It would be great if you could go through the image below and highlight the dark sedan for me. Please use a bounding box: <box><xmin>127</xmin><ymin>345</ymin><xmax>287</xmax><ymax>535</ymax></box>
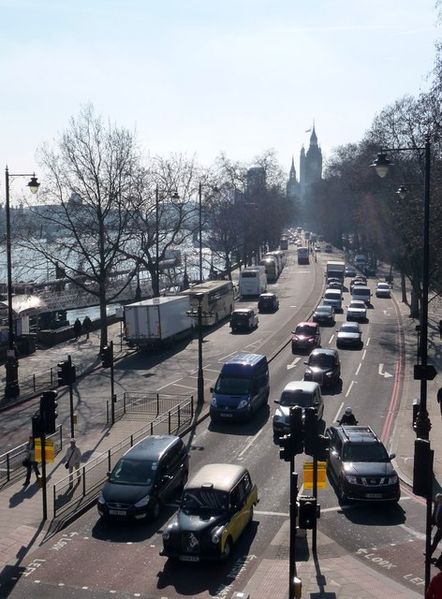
<box><xmin>304</xmin><ymin>348</ymin><xmax>341</xmax><ymax>388</ymax></box>
<box><xmin>312</xmin><ymin>304</ymin><xmax>335</xmax><ymax>326</ymax></box>
<box><xmin>258</xmin><ymin>292</ymin><xmax>279</xmax><ymax>312</ymax></box>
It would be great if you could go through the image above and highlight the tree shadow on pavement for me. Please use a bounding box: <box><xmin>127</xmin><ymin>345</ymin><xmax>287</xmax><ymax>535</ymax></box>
<box><xmin>208</xmin><ymin>405</ymin><xmax>270</xmax><ymax>436</ymax></box>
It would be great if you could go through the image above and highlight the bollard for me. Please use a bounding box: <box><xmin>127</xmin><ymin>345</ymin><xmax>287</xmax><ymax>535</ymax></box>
<box><xmin>412</xmin><ymin>398</ymin><xmax>420</xmax><ymax>430</ymax></box>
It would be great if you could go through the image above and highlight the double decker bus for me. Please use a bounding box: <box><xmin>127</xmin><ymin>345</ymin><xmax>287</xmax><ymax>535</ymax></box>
<box><xmin>180</xmin><ymin>280</ymin><xmax>234</xmax><ymax>326</ymax></box>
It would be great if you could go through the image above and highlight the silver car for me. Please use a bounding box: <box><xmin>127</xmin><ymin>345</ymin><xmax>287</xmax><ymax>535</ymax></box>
<box><xmin>346</xmin><ymin>300</ymin><xmax>367</xmax><ymax>321</ymax></box>
<box><xmin>336</xmin><ymin>322</ymin><xmax>363</xmax><ymax>349</ymax></box>
<box><xmin>272</xmin><ymin>381</ymin><xmax>323</xmax><ymax>437</ymax></box>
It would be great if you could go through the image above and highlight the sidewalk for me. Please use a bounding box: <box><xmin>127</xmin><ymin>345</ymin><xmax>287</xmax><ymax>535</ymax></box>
<box><xmin>0</xmin><ymin>269</ymin><xmax>439</xmax><ymax>598</ymax></box>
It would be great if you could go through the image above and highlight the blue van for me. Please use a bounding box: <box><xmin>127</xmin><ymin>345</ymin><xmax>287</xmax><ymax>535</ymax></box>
<box><xmin>210</xmin><ymin>353</ymin><xmax>269</xmax><ymax>422</ymax></box>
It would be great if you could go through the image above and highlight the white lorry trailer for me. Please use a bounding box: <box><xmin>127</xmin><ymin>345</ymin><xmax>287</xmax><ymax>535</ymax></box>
<box><xmin>326</xmin><ymin>260</ymin><xmax>345</xmax><ymax>284</ymax></box>
<box><xmin>124</xmin><ymin>296</ymin><xmax>192</xmax><ymax>349</ymax></box>
<box><xmin>239</xmin><ymin>266</ymin><xmax>267</xmax><ymax>297</ymax></box>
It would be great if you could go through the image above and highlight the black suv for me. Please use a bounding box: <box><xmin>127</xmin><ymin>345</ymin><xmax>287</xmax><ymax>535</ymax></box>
<box><xmin>326</xmin><ymin>426</ymin><xmax>400</xmax><ymax>503</ymax></box>
<box><xmin>304</xmin><ymin>348</ymin><xmax>341</xmax><ymax>388</ymax></box>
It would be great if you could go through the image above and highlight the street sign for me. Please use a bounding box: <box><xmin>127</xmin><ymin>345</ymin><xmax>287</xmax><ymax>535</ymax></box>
<box><xmin>34</xmin><ymin>439</ymin><xmax>55</xmax><ymax>463</ymax></box>
<box><xmin>303</xmin><ymin>461</ymin><xmax>327</xmax><ymax>489</ymax></box>
<box><xmin>414</xmin><ymin>364</ymin><xmax>437</xmax><ymax>381</ymax></box>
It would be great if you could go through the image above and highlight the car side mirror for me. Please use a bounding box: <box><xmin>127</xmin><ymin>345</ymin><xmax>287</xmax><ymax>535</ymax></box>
<box><xmin>274</xmin><ymin>399</ymin><xmax>280</xmax><ymax>404</ymax></box>
<box><xmin>210</xmin><ymin>387</ymin><xmax>214</xmax><ymax>393</ymax></box>
<box><xmin>106</xmin><ymin>471</ymin><xmax>111</xmax><ymax>479</ymax></box>
<box><xmin>304</xmin><ymin>361</ymin><xmax>308</xmax><ymax>365</ymax></box>
<box><xmin>389</xmin><ymin>453</ymin><xmax>396</xmax><ymax>460</ymax></box>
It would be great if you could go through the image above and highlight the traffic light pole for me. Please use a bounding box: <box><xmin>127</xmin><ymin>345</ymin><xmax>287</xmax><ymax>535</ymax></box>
<box><xmin>68</xmin><ymin>355</ymin><xmax>75</xmax><ymax>438</ymax></box>
<box><xmin>40</xmin><ymin>431</ymin><xmax>47</xmax><ymax>520</ymax></box>
<box><xmin>312</xmin><ymin>456</ymin><xmax>318</xmax><ymax>555</ymax></box>
<box><xmin>289</xmin><ymin>456</ymin><xmax>298</xmax><ymax>599</ymax></box>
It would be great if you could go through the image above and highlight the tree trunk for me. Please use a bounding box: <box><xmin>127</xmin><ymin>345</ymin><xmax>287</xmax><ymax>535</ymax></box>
<box><xmin>410</xmin><ymin>280</ymin><xmax>420</xmax><ymax>318</ymax></box>
<box><xmin>400</xmin><ymin>271</ymin><xmax>407</xmax><ymax>304</ymax></box>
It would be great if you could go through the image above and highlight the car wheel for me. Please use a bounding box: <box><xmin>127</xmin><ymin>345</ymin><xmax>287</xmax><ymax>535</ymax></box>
<box><xmin>222</xmin><ymin>538</ymin><xmax>233</xmax><ymax>561</ymax></box>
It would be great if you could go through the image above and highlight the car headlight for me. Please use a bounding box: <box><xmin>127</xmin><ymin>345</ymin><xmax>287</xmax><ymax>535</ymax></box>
<box><xmin>345</xmin><ymin>475</ymin><xmax>357</xmax><ymax>484</ymax></box>
<box><xmin>98</xmin><ymin>491</ymin><xmax>105</xmax><ymax>505</ymax></box>
<box><xmin>211</xmin><ymin>397</ymin><xmax>217</xmax><ymax>407</ymax></box>
<box><xmin>211</xmin><ymin>526</ymin><xmax>225</xmax><ymax>544</ymax></box>
<box><xmin>237</xmin><ymin>399</ymin><xmax>250</xmax><ymax>410</ymax></box>
<box><xmin>387</xmin><ymin>475</ymin><xmax>398</xmax><ymax>485</ymax></box>
<box><xmin>134</xmin><ymin>495</ymin><xmax>150</xmax><ymax>508</ymax></box>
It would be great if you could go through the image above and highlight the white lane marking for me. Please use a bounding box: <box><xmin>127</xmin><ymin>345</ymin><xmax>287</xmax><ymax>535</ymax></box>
<box><xmin>355</xmin><ymin>363</ymin><xmax>362</xmax><ymax>376</ymax></box>
<box><xmin>218</xmin><ymin>351</ymin><xmax>237</xmax><ymax>362</ymax></box>
<box><xmin>168</xmin><ymin>383</ymin><xmax>196</xmax><ymax>390</ymax></box>
<box><xmin>366</xmin><ymin>337</ymin><xmax>371</xmax><ymax>346</ymax></box>
<box><xmin>287</xmin><ymin>357</ymin><xmax>301</xmax><ymax>370</ymax></box>
<box><xmin>255</xmin><ymin>510</ymin><xmax>289</xmax><ymax>517</ymax></box>
<box><xmin>203</xmin><ymin>367</ymin><xmax>221</xmax><ymax>373</ymax></box>
<box><xmin>238</xmin><ymin>427</ymin><xmax>265</xmax><ymax>459</ymax></box>
<box><xmin>399</xmin><ymin>523</ymin><xmax>425</xmax><ymax>540</ymax></box>
<box><xmin>189</xmin><ymin>375</ymin><xmax>216</xmax><ymax>382</ymax></box>
<box><xmin>157</xmin><ymin>377</ymin><xmax>184</xmax><ymax>391</ymax></box>
<box><xmin>333</xmin><ymin>401</ymin><xmax>344</xmax><ymax>423</ymax></box>
<box><xmin>245</xmin><ymin>339</ymin><xmax>263</xmax><ymax>349</ymax></box>
<box><xmin>378</xmin><ymin>363</ymin><xmax>393</xmax><ymax>378</ymax></box>
<box><xmin>290</xmin><ymin>305</ymin><xmax>297</xmax><ymax>308</ymax></box>
<box><xmin>345</xmin><ymin>380</ymin><xmax>355</xmax><ymax>397</ymax></box>
<box><xmin>362</xmin><ymin>349</ymin><xmax>367</xmax><ymax>360</ymax></box>
<box><xmin>328</xmin><ymin>334</ymin><xmax>334</xmax><ymax>344</ymax></box>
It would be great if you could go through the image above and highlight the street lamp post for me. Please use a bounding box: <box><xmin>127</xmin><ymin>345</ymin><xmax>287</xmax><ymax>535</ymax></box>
<box><xmin>198</xmin><ymin>182</ymin><xmax>203</xmax><ymax>283</ymax></box>
<box><xmin>4</xmin><ymin>168</ymin><xmax>40</xmax><ymax>400</ymax></box>
<box><xmin>195</xmin><ymin>292</ymin><xmax>204</xmax><ymax>405</ymax></box>
<box><xmin>371</xmin><ymin>138</ymin><xmax>434</xmax><ymax>590</ymax></box>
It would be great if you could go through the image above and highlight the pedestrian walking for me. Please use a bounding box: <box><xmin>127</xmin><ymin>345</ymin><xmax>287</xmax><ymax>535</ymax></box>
<box><xmin>82</xmin><ymin>315</ymin><xmax>92</xmax><ymax>340</ymax></box>
<box><xmin>64</xmin><ymin>438</ymin><xmax>82</xmax><ymax>488</ymax></box>
<box><xmin>439</xmin><ymin>319</ymin><xmax>442</xmax><ymax>340</ymax></box>
<box><xmin>437</xmin><ymin>388</ymin><xmax>442</xmax><ymax>418</ymax></box>
<box><xmin>22</xmin><ymin>436</ymin><xmax>40</xmax><ymax>486</ymax></box>
<box><xmin>73</xmin><ymin>318</ymin><xmax>82</xmax><ymax>341</ymax></box>
<box><xmin>429</xmin><ymin>493</ymin><xmax>442</xmax><ymax>558</ymax></box>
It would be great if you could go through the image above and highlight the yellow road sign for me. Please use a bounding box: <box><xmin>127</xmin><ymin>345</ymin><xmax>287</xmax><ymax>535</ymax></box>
<box><xmin>303</xmin><ymin>461</ymin><xmax>327</xmax><ymax>489</ymax></box>
<box><xmin>34</xmin><ymin>439</ymin><xmax>55</xmax><ymax>463</ymax></box>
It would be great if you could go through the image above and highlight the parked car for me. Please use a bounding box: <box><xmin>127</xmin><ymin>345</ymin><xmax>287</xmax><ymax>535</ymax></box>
<box><xmin>344</xmin><ymin>265</ymin><xmax>357</xmax><ymax>278</ymax></box>
<box><xmin>312</xmin><ymin>304</ymin><xmax>335</xmax><ymax>326</ymax></box>
<box><xmin>161</xmin><ymin>463</ymin><xmax>258</xmax><ymax>561</ymax></box>
<box><xmin>97</xmin><ymin>435</ymin><xmax>189</xmax><ymax>520</ymax></box>
<box><xmin>326</xmin><ymin>425</ymin><xmax>400</xmax><ymax>503</ymax></box>
<box><xmin>258</xmin><ymin>292</ymin><xmax>279</xmax><ymax>312</ymax></box>
<box><xmin>230</xmin><ymin>308</ymin><xmax>258</xmax><ymax>332</ymax></box>
<box><xmin>346</xmin><ymin>300</ymin><xmax>367</xmax><ymax>322</ymax></box>
<box><xmin>273</xmin><ymin>381</ymin><xmax>323</xmax><ymax>437</ymax></box>
<box><xmin>336</xmin><ymin>322</ymin><xmax>363</xmax><ymax>349</ymax></box>
<box><xmin>376</xmin><ymin>282</ymin><xmax>391</xmax><ymax>298</ymax></box>
<box><xmin>325</xmin><ymin>244</ymin><xmax>333</xmax><ymax>253</ymax></box>
<box><xmin>291</xmin><ymin>322</ymin><xmax>321</xmax><ymax>353</ymax></box>
<box><xmin>303</xmin><ymin>348</ymin><xmax>341</xmax><ymax>388</ymax></box>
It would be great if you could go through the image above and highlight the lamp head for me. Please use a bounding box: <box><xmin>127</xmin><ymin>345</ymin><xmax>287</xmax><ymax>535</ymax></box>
<box><xmin>28</xmin><ymin>174</ymin><xmax>40</xmax><ymax>194</ymax></box>
<box><xmin>370</xmin><ymin>152</ymin><xmax>392</xmax><ymax>178</ymax></box>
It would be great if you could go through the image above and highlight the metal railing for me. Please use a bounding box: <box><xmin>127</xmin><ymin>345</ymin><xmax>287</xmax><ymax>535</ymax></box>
<box><xmin>0</xmin><ymin>426</ymin><xmax>63</xmax><ymax>488</ymax></box>
<box><xmin>53</xmin><ymin>396</ymin><xmax>193</xmax><ymax>519</ymax></box>
<box><xmin>106</xmin><ymin>392</ymin><xmax>194</xmax><ymax>423</ymax></box>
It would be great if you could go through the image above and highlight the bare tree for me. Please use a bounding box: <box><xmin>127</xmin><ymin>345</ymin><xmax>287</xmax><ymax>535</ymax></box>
<box><xmin>20</xmin><ymin>105</ymin><xmax>140</xmax><ymax>348</ymax></box>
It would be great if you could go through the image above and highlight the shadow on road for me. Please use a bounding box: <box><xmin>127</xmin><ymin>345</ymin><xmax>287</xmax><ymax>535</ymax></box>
<box><xmin>208</xmin><ymin>405</ymin><xmax>270</xmax><ymax>436</ymax></box>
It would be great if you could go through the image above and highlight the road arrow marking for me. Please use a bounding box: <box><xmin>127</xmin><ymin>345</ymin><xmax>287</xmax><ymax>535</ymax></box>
<box><xmin>379</xmin><ymin>363</ymin><xmax>393</xmax><ymax>378</ymax></box>
<box><xmin>287</xmin><ymin>357</ymin><xmax>301</xmax><ymax>370</ymax></box>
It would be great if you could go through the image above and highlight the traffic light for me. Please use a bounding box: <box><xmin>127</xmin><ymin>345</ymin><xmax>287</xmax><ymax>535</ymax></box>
<box><xmin>316</xmin><ymin>434</ymin><xmax>330</xmax><ymax>462</ymax></box>
<box><xmin>57</xmin><ymin>360</ymin><xmax>70</xmax><ymax>386</ymax></box>
<box><xmin>303</xmin><ymin>407</ymin><xmax>318</xmax><ymax>456</ymax></box>
<box><xmin>413</xmin><ymin>438</ymin><xmax>433</xmax><ymax>498</ymax></box>
<box><xmin>289</xmin><ymin>406</ymin><xmax>304</xmax><ymax>455</ymax></box>
<box><xmin>279</xmin><ymin>435</ymin><xmax>294</xmax><ymax>461</ymax></box>
<box><xmin>40</xmin><ymin>390</ymin><xmax>58</xmax><ymax>435</ymax></box>
<box><xmin>32</xmin><ymin>410</ymin><xmax>44</xmax><ymax>438</ymax></box>
<box><xmin>298</xmin><ymin>495</ymin><xmax>317</xmax><ymax>530</ymax></box>
<box><xmin>101</xmin><ymin>345</ymin><xmax>113</xmax><ymax>368</ymax></box>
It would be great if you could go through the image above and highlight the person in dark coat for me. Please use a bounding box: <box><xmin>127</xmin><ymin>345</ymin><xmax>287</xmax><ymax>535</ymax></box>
<box><xmin>430</xmin><ymin>493</ymin><xmax>442</xmax><ymax>558</ymax></box>
<box><xmin>73</xmin><ymin>318</ymin><xmax>82</xmax><ymax>340</ymax></box>
<box><xmin>23</xmin><ymin>436</ymin><xmax>40</xmax><ymax>486</ymax></box>
<box><xmin>439</xmin><ymin>319</ymin><xmax>442</xmax><ymax>340</ymax></box>
<box><xmin>437</xmin><ymin>387</ymin><xmax>442</xmax><ymax>418</ymax></box>
<box><xmin>82</xmin><ymin>315</ymin><xmax>92</xmax><ymax>340</ymax></box>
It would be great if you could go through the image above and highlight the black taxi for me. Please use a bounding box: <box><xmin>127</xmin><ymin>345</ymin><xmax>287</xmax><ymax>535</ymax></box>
<box><xmin>161</xmin><ymin>463</ymin><xmax>258</xmax><ymax>561</ymax></box>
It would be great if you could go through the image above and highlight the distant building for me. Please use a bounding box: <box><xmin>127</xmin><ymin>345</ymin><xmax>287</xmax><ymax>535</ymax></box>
<box><xmin>286</xmin><ymin>156</ymin><xmax>301</xmax><ymax>202</ymax></box>
<box><xmin>287</xmin><ymin>124</ymin><xmax>323</xmax><ymax>205</ymax></box>
<box><xmin>246</xmin><ymin>167</ymin><xmax>266</xmax><ymax>196</ymax></box>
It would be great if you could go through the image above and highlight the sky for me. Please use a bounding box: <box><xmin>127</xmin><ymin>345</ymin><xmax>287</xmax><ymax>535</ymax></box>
<box><xmin>0</xmin><ymin>0</ymin><xmax>439</xmax><ymax>201</ymax></box>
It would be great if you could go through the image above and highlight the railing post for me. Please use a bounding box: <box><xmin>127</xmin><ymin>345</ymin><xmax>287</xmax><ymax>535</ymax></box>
<box><xmin>130</xmin><ymin>434</ymin><xmax>133</xmax><ymax>447</ymax></box>
<box><xmin>60</xmin><ymin>425</ymin><xmax>63</xmax><ymax>450</ymax></box>
<box><xmin>53</xmin><ymin>484</ymin><xmax>56</xmax><ymax>518</ymax></box>
<box><xmin>82</xmin><ymin>466</ymin><xmax>86</xmax><ymax>497</ymax></box>
<box><xmin>178</xmin><ymin>405</ymin><xmax>181</xmax><ymax>430</ymax></box>
<box><xmin>50</xmin><ymin>367</ymin><xmax>53</xmax><ymax>388</ymax></box>
<box><xmin>150</xmin><ymin>421</ymin><xmax>153</xmax><ymax>435</ymax></box>
<box><xmin>124</xmin><ymin>392</ymin><xmax>127</xmax><ymax>414</ymax></box>
<box><xmin>191</xmin><ymin>395</ymin><xmax>194</xmax><ymax>419</ymax></box>
<box><xmin>6</xmin><ymin>453</ymin><xmax>10</xmax><ymax>482</ymax></box>
<box><xmin>106</xmin><ymin>401</ymin><xmax>109</xmax><ymax>424</ymax></box>
<box><xmin>33</xmin><ymin>374</ymin><xmax>36</xmax><ymax>391</ymax></box>
<box><xmin>157</xmin><ymin>393</ymin><xmax>160</xmax><ymax>417</ymax></box>
<box><xmin>168</xmin><ymin>410</ymin><xmax>171</xmax><ymax>433</ymax></box>
<box><xmin>108</xmin><ymin>449</ymin><xmax>111</xmax><ymax>473</ymax></box>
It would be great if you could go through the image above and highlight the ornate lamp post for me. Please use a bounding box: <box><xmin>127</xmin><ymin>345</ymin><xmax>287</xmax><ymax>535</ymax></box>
<box><xmin>195</xmin><ymin>292</ymin><xmax>204</xmax><ymax>405</ymax></box>
<box><xmin>4</xmin><ymin>168</ymin><xmax>40</xmax><ymax>400</ymax></box>
<box><xmin>371</xmin><ymin>137</ymin><xmax>435</xmax><ymax>590</ymax></box>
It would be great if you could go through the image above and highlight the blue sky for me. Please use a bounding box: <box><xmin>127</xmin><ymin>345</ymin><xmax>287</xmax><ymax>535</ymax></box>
<box><xmin>0</xmin><ymin>0</ymin><xmax>439</xmax><ymax>199</ymax></box>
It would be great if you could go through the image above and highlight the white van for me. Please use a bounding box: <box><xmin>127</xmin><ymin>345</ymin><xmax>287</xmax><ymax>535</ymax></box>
<box><xmin>323</xmin><ymin>288</ymin><xmax>343</xmax><ymax>313</ymax></box>
<box><xmin>351</xmin><ymin>285</ymin><xmax>371</xmax><ymax>305</ymax></box>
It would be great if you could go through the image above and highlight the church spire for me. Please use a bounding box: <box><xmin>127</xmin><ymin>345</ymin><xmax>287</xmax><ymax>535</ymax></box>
<box><xmin>289</xmin><ymin>155</ymin><xmax>296</xmax><ymax>179</ymax></box>
<box><xmin>310</xmin><ymin>121</ymin><xmax>318</xmax><ymax>146</ymax></box>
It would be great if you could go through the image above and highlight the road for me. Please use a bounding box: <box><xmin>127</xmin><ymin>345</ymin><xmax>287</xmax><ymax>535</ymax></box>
<box><xmin>0</xmin><ymin>248</ymin><xmax>428</xmax><ymax>598</ymax></box>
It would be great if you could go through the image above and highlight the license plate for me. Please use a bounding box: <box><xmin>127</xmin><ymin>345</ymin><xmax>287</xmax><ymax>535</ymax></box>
<box><xmin>365</xmin><ymin>493</ymin><xmax>382</xmax><ymax>499</ymax></box>
<box><xmin>221</xmin><ymin>413</ymin><xmax>233</xmax><ymax>418</ymax></box>
<box><xmin>179</xmin><ymin>555</ymin><xmax>200</xmax><ymax>562</ymax></box>
<box><xmin>109</xmin><ymin>509</ymin><xmax>127</xmax><ymax>516</ymax></box>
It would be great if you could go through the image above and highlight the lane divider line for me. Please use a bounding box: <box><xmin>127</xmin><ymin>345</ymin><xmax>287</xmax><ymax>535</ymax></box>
<box><xmin>362</xmin><ymin>349</ymin><xmax>367</xmax><ymax>360</ymax></box>
<box><xmin>333</xmin><ymin>401</ymin><xmax>344</xmax><ymax>423</ymax></box>
<box><xmin>355</xmin><ymin>363</ymin><xmax>362</xmax><ymax>376</ymax></box>
<box><xmin>345</xmin><ymin>381</ymin><xmax>355</xmax><ymax>398</ymax></box>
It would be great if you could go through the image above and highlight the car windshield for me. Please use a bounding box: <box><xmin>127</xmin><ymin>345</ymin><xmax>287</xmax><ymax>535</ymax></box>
<box><xmin>378</xmin><ymin>284</ymin><xmax>389</xmax><ymax>289</ymax></box>
<box><xmin>308</xmin><ymin>353</ymin><xmax>335</xmax><ymax>367</ymax></box>
<box><xmin>343</xmin><ymin>443</ymin><xmax>389</xmax><ymax>462</ymax></box>
<box><xmin>280</xmin><ymin>391</ymin><xmax>314</xmax><ymax>407</ymax></box>
<box><xmin>215</xmin><ymin>376</ymin><xmax>250</xmax><ymax>395</ymax></box>
<box><xmin>316</xmin><ymin>306</ymin><xmax>330</xmax><ymax>314</ymax></box>
<box><xmin>181</xmin><ymin>489</ymin><xmax>229</xmax><ymax>515</ymax></box>
<box><xmin>349</xmin><ymin>301</ymin><xmax>365</xmax><ymax>309</ymax></box>
<box><xmin>295</xmin><ymin>325</ymin><xmax>316</xmax><ymax>336</ymax></box>
<box><xmin>109</xmin><ymin>458</ymin><xmax>157</xmax><ymax>486</ymax></box>
<box><xmin>340</xmin><ymin>324</ymin><xmax>358</xmax><ymax>333</ymax></box>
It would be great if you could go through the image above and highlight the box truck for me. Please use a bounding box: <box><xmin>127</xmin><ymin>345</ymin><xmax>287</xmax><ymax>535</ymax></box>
<box><xmin>124</xmin><ymin>296</ymin><xmax>192</xmax><ymax>349</ymax></box>
<box><xmin>326</xmin><ymin>261</ymin><xmax>345</xmax><ymax>283</ymax></box>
